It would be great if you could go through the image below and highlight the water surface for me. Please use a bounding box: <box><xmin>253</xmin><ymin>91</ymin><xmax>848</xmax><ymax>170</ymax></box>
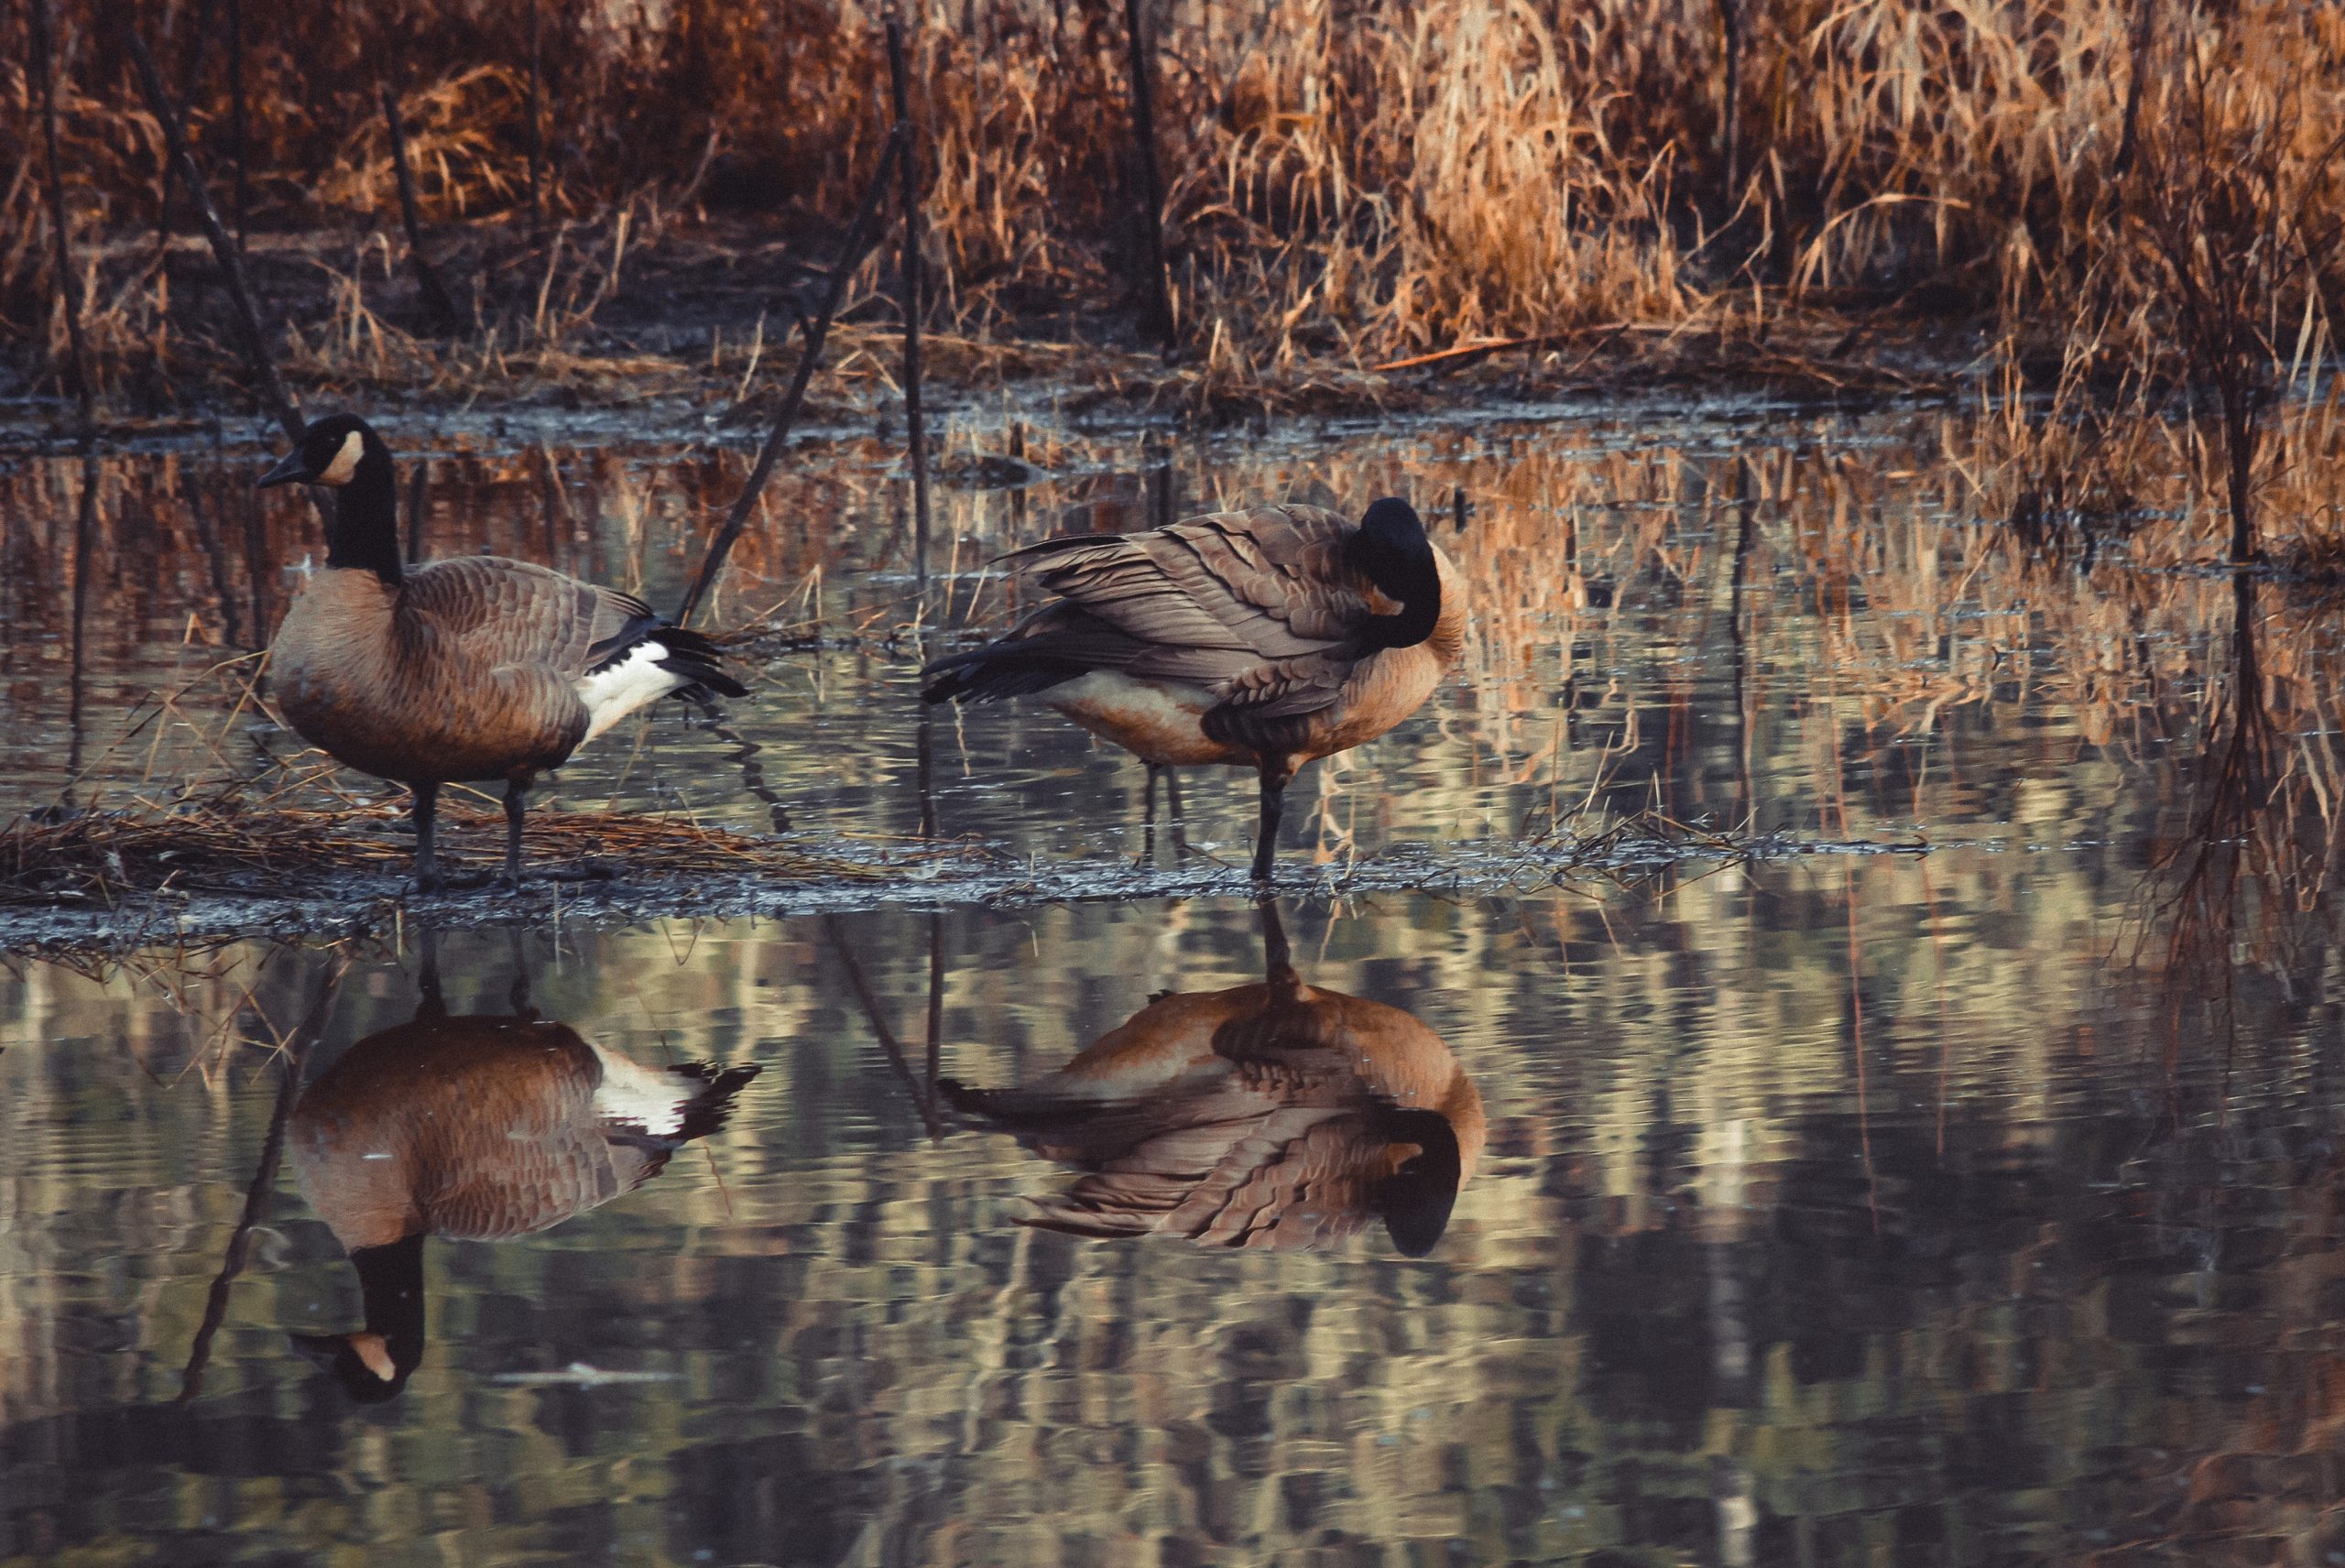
<box><xmin>5</xmin><ymin>402</ymin><xmax>2340</xmax><ymax>1565</ymax></box>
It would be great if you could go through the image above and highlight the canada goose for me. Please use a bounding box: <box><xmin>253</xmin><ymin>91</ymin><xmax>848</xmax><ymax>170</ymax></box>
<box><xmin>921</xmin><ymin>499</ymin><xmax>1466</xmax><ymax>879</ymax></box>
<box><xmin>287</xmin><ymin>986</ymin><xmax>757</xmax><ymax>1402</ymax></box>
<box><xmin>943</xmin><ymin>901</ymin><xmax>1481</xmax><ymax>1255</ymax></box>
<box><xmin>256</xmin><ymin>412</ymin><xmax>749</xmax><ymax>890</ymax></box>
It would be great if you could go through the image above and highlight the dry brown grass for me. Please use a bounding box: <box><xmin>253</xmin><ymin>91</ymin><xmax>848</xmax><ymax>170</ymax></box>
<box><xmin>5</xmin><ymin>0</ymin><xmax>2341</xmax><ymax>427</ymax></box>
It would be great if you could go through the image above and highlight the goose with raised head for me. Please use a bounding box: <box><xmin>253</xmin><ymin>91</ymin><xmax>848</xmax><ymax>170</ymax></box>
<box><xmin>921</xmin><ymin>498</ymin><xmax>1466</xmax><ymax>879</ymax></box>
<box><xmin>288</xmin><ymin>984</ymin><xmax>758</xmax><ymax>1403</ymax></box>
<box><xmin>942</xmin><ymin>900</ymin><xmax>1482</xmax><ymax>1255</ymax></box>
<box><xmin>256</xmin><ymin>413</ymin><xmax>748</xmax><ymax>890</ymax></box>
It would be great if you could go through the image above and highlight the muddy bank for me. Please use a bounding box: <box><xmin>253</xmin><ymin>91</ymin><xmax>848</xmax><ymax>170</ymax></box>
<box><xmin>0</xmin><ymin>825</ymin><xmax>1926</xmax><ymax>955</ymax></box>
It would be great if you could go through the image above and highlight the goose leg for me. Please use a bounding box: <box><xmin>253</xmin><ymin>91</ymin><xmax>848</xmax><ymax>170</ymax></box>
<box><xmin>1251</xmin><ymin>759</ymin><xmax>1293</xmax><ymax>882</ymax></box>
<box><xmin>415</xmin><ymin>926</ymin><xmax>446</xmax><ymax>1018</ymax></box>
<box><xmin>506</xmin><ymin>927</ymin><xmax>532</xmax><ymax>1016</ymax></box>
<box><xmin>500</xmin><ymin>777</ymin><xmax>531</xmax><ymax>889</ymax></box>
<box><xmin>1140</xmin><ymin>764</ymin><xmax>1162</xmax><ymax>865</ymax></box>
<box><xmin>1164</xmin><ymin>767</ymin><xmax>1194</xmax><ymax>858</ymax></box>
<box><xmin>410</xmin><ymin>782</ymin><xmax>443</xmax><ymax>894</ymax></box>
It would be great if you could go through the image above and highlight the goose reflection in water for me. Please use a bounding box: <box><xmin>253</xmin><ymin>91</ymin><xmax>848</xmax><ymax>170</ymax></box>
<box><xmin>286</xmin><ymin>946</ymin><xmax>758</xmax><ymax>1402</ymax></box>
<box><xmin>943</xmin><ymin>900</ymin><xmax>1482</xmax><ymax>1256</ymax></box>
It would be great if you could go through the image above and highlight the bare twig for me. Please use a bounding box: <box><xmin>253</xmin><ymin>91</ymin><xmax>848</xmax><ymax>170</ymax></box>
<box><xmin>127</xmin><ymin>30</ymin><xmax>301</xmax><ymax>443</ymax></box>
<box><xmin>527</xmin><ymin>0</ymin><xmax>546</xmax><ymax>235</ymax></box>
<box><xmin>226</xmin><ymin>0</ymin><xmax>250</xmax><ymax>248</ymax></box>
<box><xmin>176</xmin><ymin>961</ymin><xmax>348</xmax><ymax>1403</ymax></box>
<box><xmin>675</xmin><ymin>123</ymin><xmax>904</xmax><ymax>626</ymax></box>
<box><xmin>378</xmin><ymin>83</ymin><xmax>464</xmax><ymax>332</ymax></box>
<box><xmin>1120</xmin><ymin>0</ymin><xmax>1176</xmax><ymax>350</ymax></box>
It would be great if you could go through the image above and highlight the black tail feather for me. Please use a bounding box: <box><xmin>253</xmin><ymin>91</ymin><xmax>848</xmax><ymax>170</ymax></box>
<box><xmin>589</xmin><ymin>615</ymin><xmax>748</xmax><ymax>701</ymax></box>
<box><xmin>656</xmin><ymin>624</ymin><xmax>749</xmax><ymax>700</ymax></box>
<box><xmin>920</xmin><ymin>646</ymin><xmax>1088</xmax><ymax>704</ymax></box>
<box><xmin>671</xmin><ymin>1061</ymin><xmax>760</xmax><ymax>1143</ymax></box>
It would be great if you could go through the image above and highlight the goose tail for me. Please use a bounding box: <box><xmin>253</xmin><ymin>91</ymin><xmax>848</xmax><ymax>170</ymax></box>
<box><xmin>593</xmin><ymin>1051</ymin><xmax>761</xmax><ymax>1145</ymax></box>
<box><xmin>651</xmin><ymin>624</ymin><xmax>749</xmax><ymax>701</ymax></box>
<box><xmin>920</xmin><ymin>644</ymin><xmax>1088</xmax><ymax>704</ymax></box>
<box><xmin>664</xmin><ymin>1061</ymin><xmax>762</xmax><ymax>1143</ymax></box>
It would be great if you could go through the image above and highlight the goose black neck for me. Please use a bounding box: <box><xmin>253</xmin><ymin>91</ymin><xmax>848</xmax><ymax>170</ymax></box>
<box><xmin>1374</xmin><ymin>1107</ymin><xmax>1464</xmax><ymax>1257</ymax></box>
<box><xmin>326</xmin><ymin>445</ymin><xmax>403</xmax><ymax>587</ymax></box>
<box><xmin>1348</xmin><ymin>504</ymin><xmax>1442</xmax><ymax>651</ymax></box>
<box><xmin>352</xmin><ymin>1232</ymin><xmax>427</xmax><ymax>1349</ymax></box>
<box><xmin>1355</xmin><ymin>548</ymin><xmax>1441</xmax><ymax>650</ymax></box>
<box><xmin>1360</xmin><ymin>581</ymin><xmax>1442</xmax><ymax>650</ymax></box>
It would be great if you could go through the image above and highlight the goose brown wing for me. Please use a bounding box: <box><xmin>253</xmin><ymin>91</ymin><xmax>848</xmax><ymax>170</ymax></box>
<box><xmin>400</xmin><ymin>557</ymin><xmax>651</xmax><ymax>678</ymax></box>
<box><xmin>1009</xmin><ymin>506</ymin><xmax>1380</xmax><ymax>710</ymax></box>
<box><xmin>1022</xmin><ymin>1106</ymin><xmax>1380</xmax><ymax>1248</ymax></box>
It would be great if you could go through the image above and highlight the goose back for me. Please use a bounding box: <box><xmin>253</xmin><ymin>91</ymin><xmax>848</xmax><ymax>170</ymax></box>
<box><xmin>946</xmin><ymin>975</ymin><xmax>1483</xmax><ymax>1250</ymax></box>
<box><xmin>926</xmin><ymin>504</ymin><xmax>1467</xmax><ymax>768</ymax></box>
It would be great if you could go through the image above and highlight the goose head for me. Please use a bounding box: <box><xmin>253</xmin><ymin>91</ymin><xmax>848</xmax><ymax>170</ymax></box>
<box><xmin>258</xmin><ymin>412</ymin><xmax>387</xmax><ymax>490</ymax></box>
<box><xmin>258</xmin><ymin>413</ymin><xmax>403</xmax><ymax>584</ymax></box>
<box><xmin>1350</xmin><ymin>497</ymin><xmax>1442</xmax><ymax>649</ymax></box>
<box><xmin>1369</xmin><ymin>1105</ymin><xmax>1467</xmax><ymax>1257</ymax></box>
<box><xmin>289</xmin><ymin>1232</ymin><xmax>426</xmax><ymax>1403</ymax></box>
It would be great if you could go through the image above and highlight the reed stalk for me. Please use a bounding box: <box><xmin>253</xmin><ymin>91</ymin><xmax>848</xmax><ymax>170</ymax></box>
<box><xmin>30</xmin><ymin>0</ymin><xmax>95</xmax><ymax>437</ymax></box>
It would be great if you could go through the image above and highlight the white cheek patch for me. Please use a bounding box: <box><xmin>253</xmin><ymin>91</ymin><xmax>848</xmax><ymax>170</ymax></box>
<box><xmin>318</xmin><ymin>429</ymin><xmax>365</xmax><ymax>485</ymax></box>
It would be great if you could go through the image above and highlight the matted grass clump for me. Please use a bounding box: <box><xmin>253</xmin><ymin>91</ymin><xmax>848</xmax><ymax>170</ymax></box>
<box><xmin>0</xmin><ymin>796</ymin><xmax>955</xmax><ymax>906</ymax></box>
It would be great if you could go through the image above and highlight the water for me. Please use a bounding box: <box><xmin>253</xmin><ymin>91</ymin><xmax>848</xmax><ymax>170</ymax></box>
<box><xmin>4</xmin><ymin>401</ymin><xmax>2341</xmax><ymax>1565</ymax></box>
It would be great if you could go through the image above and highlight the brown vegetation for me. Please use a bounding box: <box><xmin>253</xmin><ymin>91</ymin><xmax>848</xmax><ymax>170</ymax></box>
<box><xmin>4</xmin><ymin>0</ymin><xmax>2340</xmax><ymax>435</ymax></box>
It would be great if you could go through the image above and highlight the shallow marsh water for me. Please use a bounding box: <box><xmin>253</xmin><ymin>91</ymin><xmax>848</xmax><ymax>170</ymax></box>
<box><xmin>5</xmin><ymin>402</ymin><xmax>2345</xmax><ymax>1565</ymax></box>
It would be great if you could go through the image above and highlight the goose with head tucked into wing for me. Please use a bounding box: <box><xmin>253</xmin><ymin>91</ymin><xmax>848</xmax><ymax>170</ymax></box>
<box><xmin>256</xmin><ymin>413</ymin><xmax>748</xmax><ymax>890</ymax></box>
<box><xmin>942</xmin><ymin>899</ymin><xmax>1482</xmax><ymax>1255</ymax></box>
<box><xmin>921</xmin><ymin>498</ymin><xmax>1467</xmax><ymax>878</ymax></box>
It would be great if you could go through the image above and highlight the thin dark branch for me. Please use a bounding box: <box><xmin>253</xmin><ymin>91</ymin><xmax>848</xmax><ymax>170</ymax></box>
<box><xmin>823</xmin><ymin>916</ymin><xmax>943</xmax><ymax>1138</ymax></box>
<box><xmin>226</xmin><ymin>0</ymin><xmax>250</xmax><ymax>248</ymax></box>
<box><xmin>379</xmin><ymin>84</ymin><xmax>465</xmax><ymax>332</ymax></box>
<box><xmin>1120</xmin><ymin>0</ymin><xmax>1177</xmax><ymax>350</ymax></box>
<box><xmin>675</xmin><ymin>124</ymin><xmax>904</xmax><ymax>626</ymax></box>
<box><xmin>127</xmin><ymin>30</ymin><xmax>302</xmax><ymax>443</ymax></box>
<box><xmin>176</xmin><ymin>963</ymin><xmax>348</xmax><ymax>1404</ymax></box>
<box><xmin>527</xmin><ymin>0</ymin><xmax>546</xmax><ymax>234</ymax></box>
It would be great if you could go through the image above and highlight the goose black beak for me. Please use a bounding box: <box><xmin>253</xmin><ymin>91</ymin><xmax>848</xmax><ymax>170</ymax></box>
<box><xmin>256</xmin><ymin>450</ymin><xmax>312</xmax><ymax>489</ymax></box>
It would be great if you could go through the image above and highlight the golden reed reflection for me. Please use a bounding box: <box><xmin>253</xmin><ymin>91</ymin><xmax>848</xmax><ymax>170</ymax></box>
<box><xmin>284</xmin><ymin>940</ymin><xmax>757</xmax><ymax>1402</ymax></box>
<box><xmin>944</xmin><ymin>899</ymin><xmax>1482</xmax><ymax>1255</ymax></box>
